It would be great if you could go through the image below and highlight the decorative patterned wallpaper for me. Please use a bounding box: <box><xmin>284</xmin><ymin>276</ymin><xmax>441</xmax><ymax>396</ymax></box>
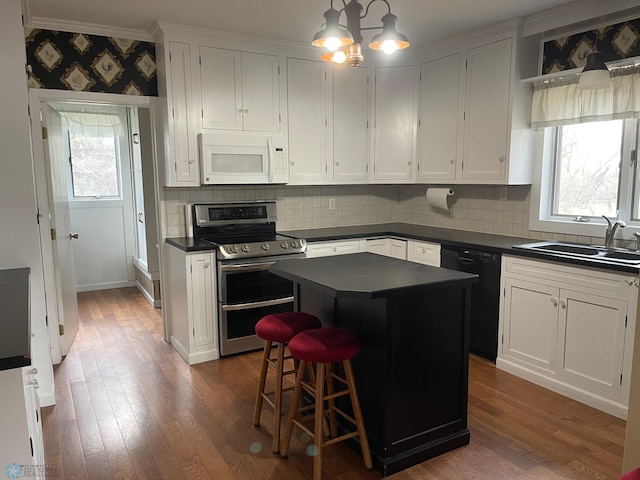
<box><xmin>24</xmin><ymin>28</ymin><xmax>158</xmax><ymax>96</ymax></box>
<box><xmin>542</xmin><ymin>18</ymin><xmax>640</xmax><ymax>74</ymax></box>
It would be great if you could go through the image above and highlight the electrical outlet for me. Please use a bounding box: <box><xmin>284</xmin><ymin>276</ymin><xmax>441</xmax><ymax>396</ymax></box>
<box><xmin>329</xmin><ymin>198</ymin><xmax>336</xmax><ymax>210</ymax></box>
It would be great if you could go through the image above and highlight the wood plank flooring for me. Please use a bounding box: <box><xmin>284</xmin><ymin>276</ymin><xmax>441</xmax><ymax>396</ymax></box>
<box><xmin>42</xmin><ymin>287</ymin><xmax>626</xmax><ymax>479</ymax></box>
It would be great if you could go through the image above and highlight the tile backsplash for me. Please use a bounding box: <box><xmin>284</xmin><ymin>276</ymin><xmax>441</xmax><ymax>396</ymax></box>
<box><xmin>163</xmin><ymin>184</ymin><xmax>608</xmax><ymax>245</ymax></box>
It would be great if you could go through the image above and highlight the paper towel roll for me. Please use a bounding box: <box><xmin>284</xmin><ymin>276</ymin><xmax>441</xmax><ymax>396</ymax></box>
<box><xmin>426</xmin><ymin>187</ymin><xmax>454</xmax><ymax>211</ymax></box>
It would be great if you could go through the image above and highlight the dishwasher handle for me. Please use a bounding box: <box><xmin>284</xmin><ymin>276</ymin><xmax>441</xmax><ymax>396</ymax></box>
<box><xmin>458</xmin><ymin>257</ymin><xmax>476</xmax><ymax>264</ymax></box>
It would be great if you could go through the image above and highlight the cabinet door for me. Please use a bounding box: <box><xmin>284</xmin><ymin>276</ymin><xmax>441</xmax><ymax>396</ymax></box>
<box><xmin>287</xmin><ymin>58</ymin><xmax>328</xmax><ymax>184</ymax></box>
<box><xmin>200</xmin><ymin>46</ymin><xmax>243</xmax><ymax>130</ymax></box>
<box><xmin>240</xmin><ymin>52</ymin><xmax>280</xmax><ymax>132</ymax></box>
<box><xmin>333</xmin><ymin>66</ymin><xmax>369</xmax><ymax>183</ymax></box>
<box><xmin>417</xmin><ymin>54</ymin><xmax>461</xmax><ymax>182</ymax></box>
<box><xmin>463</xmin><ymin>38</ymin><xmax>511</xmax><ymax>181</ymax></box>
<box><xmin>502</xmin><ymin>277</ymin><xmax>558</xmax><ymax>372</ymax></box>
<box><xmin>373</xmin><ymin>66</ymin><xmax>415</xmax><ymax>182</ymax></box>
<box><xmin>167</xmin><ymin>42</ymin><xmax>198</xmax><ymax>185</ymax></box>
<box><xmin>558</xmin><ymin>290</ymin><xmax>627</xmax><ymax>396</ymax></box>
<box><xmin>189</xmin><ymin>253</ymin><xmax>215</xmax><ymax>347</ymax></box>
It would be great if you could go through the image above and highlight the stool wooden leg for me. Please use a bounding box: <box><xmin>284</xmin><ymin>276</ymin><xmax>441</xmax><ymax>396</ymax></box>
<box><xmin>343</xmin><ymin>359</ymin><xmax>373</xmax><ymax>470</ymax></box>
<box><xmin>272</xmin><ymin>342</ymin><xmax>285</xmax><ymax>454</ymax></box>
<box><xmin>253</xmin><ymin>341</ymin><xmax>272</xmax><ymax>427</ymax></box>
<box><xmin>280</xmin><ymin>360</ymin><xmax>307</xmax><ymax>458</ymax></box>
<box><xmin>313</xmin><ymin>362</ymin><xmax>325</xmax><ymax>480</ymax></box>
<box><xmin>325</xmin><ymin>363</ymin><xmax>338</xmax><ymax>438</ymax></box>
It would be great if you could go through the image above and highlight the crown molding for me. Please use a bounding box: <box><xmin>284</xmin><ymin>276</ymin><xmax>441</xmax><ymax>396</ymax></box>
<box><xmin>523</xmin><ymin>0</ymin><xmax>640</xmax><ymax>38</ymax></box>
<box><xmin>22</xmin><ymin>0</ymin><xmax>153</xmax><ymax>42</ymax></box>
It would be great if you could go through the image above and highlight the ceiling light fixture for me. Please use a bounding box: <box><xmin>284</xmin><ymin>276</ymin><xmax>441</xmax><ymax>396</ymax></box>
<box><xmin>578</xmin><ymin>51</ymin><xmax>611</xmax><ymax>90</ymax></box>
<box><xmin>312</xmin><ymin>0</ymin><xmax>409</xmax><ymax>68</ymax></box>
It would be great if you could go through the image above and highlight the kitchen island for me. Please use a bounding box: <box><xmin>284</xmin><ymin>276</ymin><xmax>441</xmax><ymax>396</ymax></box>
<box><xmin>270</xmin><ymin>253</ymin><xmax>478</xmax><ymax>476</ymax></box>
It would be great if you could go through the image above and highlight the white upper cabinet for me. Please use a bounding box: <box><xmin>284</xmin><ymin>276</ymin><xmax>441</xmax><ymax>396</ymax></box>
<box><xmin>332</xmin><ymin>66</ymin><xmax>369</xmax><ymax>183</ymax></box>
<box><xmin>287</xmin><ymin>58</ymin><xmax>328</xmax><ymax>184</ymax></box>
<box><xmin>417</xmin><ymin>54</ymin><xmax>462</xmax><ymax>183</ymax></box>
<box><xmin>199</xmin><ymin>47</ymin><xmax>280</xmax><ymax>132</ymax></box>
<box><xmin>162</xmin><ymin>41</ymin><xmax>199</xmax><ymax>186</ymax></box>
<box><xmin>372</xmin><ymin>65</ymin><xmax>416</xmax><ymax>183</ymax></box>
<box><xmin>463</xmin><ymin>38</ymin><xmax>512</xmax><ymax>182</ymax></box>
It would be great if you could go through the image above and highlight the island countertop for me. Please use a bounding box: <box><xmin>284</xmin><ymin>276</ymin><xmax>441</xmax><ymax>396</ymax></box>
<box><xmin>270</xmin><ymin>252</ymin><xmax>478</xmax><ymax>299</ymax></box>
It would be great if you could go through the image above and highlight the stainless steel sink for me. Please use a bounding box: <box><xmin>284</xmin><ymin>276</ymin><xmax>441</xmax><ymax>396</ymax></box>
<box><xmin>513</xmin><ymin>241</ymin><xmax>640</xmax><ymax>265</ymax></box>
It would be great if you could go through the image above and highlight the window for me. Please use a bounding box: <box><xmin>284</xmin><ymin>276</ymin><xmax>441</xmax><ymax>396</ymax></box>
<box><xmin>68</xmin><ymin>132</ymin><xmax>121</xmax><ymax>198</ymax></box>
<box><xmin>532</xmin><ymin>119</ymin><xmax>639</xmax><ymax>236</ymax></box>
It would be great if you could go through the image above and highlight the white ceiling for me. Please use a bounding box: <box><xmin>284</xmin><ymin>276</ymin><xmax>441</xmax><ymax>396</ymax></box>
<box><xmin>25</xmin><ymin>0</ymin><xmax>576</xmax><ymax>48</ymax></box>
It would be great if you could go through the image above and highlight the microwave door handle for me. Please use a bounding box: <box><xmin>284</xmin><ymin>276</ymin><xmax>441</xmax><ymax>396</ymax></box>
<box><xmin>267</xmin><ymin>137</ymin><xmax>274</xmax><ymax>183</ymax></box>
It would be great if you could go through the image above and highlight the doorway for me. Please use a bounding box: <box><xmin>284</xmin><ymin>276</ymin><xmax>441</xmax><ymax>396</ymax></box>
<box><xmin>29</xmin><ymin>90</ymin><xmax>164</xmax><ymax>363</ymax></box>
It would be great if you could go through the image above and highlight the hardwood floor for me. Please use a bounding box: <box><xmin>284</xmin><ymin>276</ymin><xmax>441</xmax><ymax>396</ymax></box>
<box><xmin>42</xmin><ymin>287</ymin><xmax>625</xmax><ymax>479</ymax></box>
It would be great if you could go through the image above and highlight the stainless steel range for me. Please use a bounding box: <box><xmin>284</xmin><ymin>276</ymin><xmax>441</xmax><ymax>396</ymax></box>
<box><xmin>188</xmin><ymin>202</ymin><xmax>306</xmax><ymax>356</ymax></box>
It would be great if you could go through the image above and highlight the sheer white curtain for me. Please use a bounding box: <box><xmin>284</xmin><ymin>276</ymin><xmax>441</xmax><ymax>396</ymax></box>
<box><xmin>531</xmin><ymin>65</ymin><xmax>640</xmax><ymax>129</ymax></box>
<box><xmin>60</xmin><ymin>107</ymin><xmax>125</xmax><ymax>138</ymax></box>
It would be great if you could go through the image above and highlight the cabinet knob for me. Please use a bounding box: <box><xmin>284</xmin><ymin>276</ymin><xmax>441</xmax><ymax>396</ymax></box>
<box><xmin>407</xmin><ymin>161</ymin><xmax>412</xmax><ymax>166</ymax></box>
<box><xmin>28</xmin><ymin>379</ymin><xmax>39</xmax><ymax>389</ymax></box>
<box><xmin>550</xmin><ymin>298</ymin><xmax>558</xmax><ymax>306</ymax></box>
<box><xmin>237</xmin><ymin>109</ymin><xmax>243</xmax><ymax>113</ymax></box>
<box><xmin>499</xmin><ymin>156</ymin><xmax>505</xmax><ymax>163</ymax></box>
<box><xmin>27</xmin><ymin>368</ymin><xmax>38</xmax><ymax>375</ymax></box>
<box><xmin>335</xmin><ymin>162</ymin><xmax>340</xmax><ymax>166</ymax></box>
<box><xmin>244</xmin><ymin>109</ymin><xmax>249</xmax><ymax>113</ymax></box>
<box><xmin>559</xmin><ymin>300</ymin><xmax>566</xmax><ymax>309</ymax></box>
<box><xmin>450</xmin><ymin>159</ymin><xmax>455</xmax><ymax>165</ymax></box>
<box><xmin>421</xmin><ymin>248</ymin><xmax>426</xmax><ymax>253</ymax></box>
<box><xmin>290</xmin><ymin>161</ymin><xmax>295</xmax><ymax>166</ymax></box>
<box><xmin>188</xmin><ymin>160</ymin><xmax>194</xmax><ymax>165</ymax></box>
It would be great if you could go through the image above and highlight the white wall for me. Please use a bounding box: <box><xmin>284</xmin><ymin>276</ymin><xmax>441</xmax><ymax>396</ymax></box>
<box><xmin>0</xmin><ymin>0</ymin><xmax>54</xmax><ymax>407</ymax></box>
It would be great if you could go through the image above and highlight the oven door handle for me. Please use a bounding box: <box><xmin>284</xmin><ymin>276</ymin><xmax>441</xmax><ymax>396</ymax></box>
<box><xmin>221</xmin><ymin>296</ymin><xmax>294</xmax><ymax>312</ymax></box>
<box><xmin>220</xmin><ymin>261</ymin><xmax>276</xmax><ymax>272</ymax></box>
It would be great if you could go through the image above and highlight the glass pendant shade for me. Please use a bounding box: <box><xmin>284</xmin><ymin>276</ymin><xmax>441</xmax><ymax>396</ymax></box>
<box><xmin>312</xmin><ymin>7</ymin><xmax>353</xmax><ymax>51</ymax></box>
<box><xmin>578</xmin><ymin>52</ymin><xmax>611</xmax><ymax>90</ymax></box>
<box><xmin>368</xmin><ymin>13</ymin><xmax>409</xmax><ymax>53</ymax></box>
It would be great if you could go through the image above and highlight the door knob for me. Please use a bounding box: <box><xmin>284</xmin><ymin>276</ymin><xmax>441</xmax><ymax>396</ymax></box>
<box><xmin>69</xmin><ymin>233</ymin><xmax>79</xmax><ymax>239</ymax></box>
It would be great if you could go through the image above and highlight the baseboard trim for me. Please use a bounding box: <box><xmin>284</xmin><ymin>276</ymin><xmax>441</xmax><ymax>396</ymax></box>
<box><xmin>76</xmin><ymin>280</ymin><xmax>136</xmax><ymax>292</ymax></box>
<box><xmin>136</xmin><ymin>280</ymin><xmax>161</xmax><ymax>308</ymax></box>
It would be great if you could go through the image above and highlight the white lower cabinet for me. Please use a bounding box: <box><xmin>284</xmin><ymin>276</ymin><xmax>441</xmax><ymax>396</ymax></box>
<box><xmin>166</xmin><ymin>246</ymin><xmax>218</xmax><ymax>364</ymax></box>
<box><xmin>305</xmin><ymin>239</ymin><xmax>365</xmax><ymax>258</ymax></box>
<box><xmin>366</xmin><ymin>238</ymin><xmax>407</xmax><ymax>260</ymax></box>
<box><xmin>407</xmin><ymin>240</ymin><xmax>441</xmax><ymax>267</ymax></box>
<box><xmin>498</xmin><ymin>255</ymin><xmax>637</xmax><ymax>418</ymax></box>
<box><xmin>0</xmin><ymin>367</ymin><xmax>44</xmax><ymax>476</ymax></box>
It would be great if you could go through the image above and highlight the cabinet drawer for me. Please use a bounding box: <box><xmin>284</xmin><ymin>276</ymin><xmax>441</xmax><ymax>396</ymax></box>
<box><xmin>306</xmin><ymin>240</ymin><xmax>363</xmax><ymax>258</ymax></box>
<box><xmin>407</xmin><ymin>240</ymin><xmax>440</xmax><ymax>267</ymax></box>
<box><xmin>504</xmin><ymin>255</ymin><xmax>634</xmax><ymax>297</ymax></box>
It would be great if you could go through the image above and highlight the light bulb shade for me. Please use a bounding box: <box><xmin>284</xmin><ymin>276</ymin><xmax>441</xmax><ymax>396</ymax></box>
<box><xmin>312</xmin><ymin>7</ymin><xmax>354</xmax><ymax>50</ymax></box>
<box><xmin>368</xmin><ymin>13</ymin><xmax>409</xmax><ymax>52</ymax></box>
<box><xmin>578</xmin><ymin>52</ymin><xmax>611</xmax><ymax>90</ymax></box>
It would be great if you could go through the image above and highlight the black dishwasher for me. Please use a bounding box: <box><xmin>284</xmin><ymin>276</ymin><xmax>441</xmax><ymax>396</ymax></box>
<box><xmin>440</xmin><ymin>246</ymin><xmax>501</xmax><ymax>361</ymax></box>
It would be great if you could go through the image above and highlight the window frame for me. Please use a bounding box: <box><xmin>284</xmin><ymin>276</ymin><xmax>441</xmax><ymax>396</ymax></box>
<box><xmin>530</xmin><ymin>118</ymin><xmax>640</xmax><ymax>242</ymax></box>
<box><xmin>66</xmin><ymin>130</ymin><xmax>124</xmax><ymax>201</ymax></box>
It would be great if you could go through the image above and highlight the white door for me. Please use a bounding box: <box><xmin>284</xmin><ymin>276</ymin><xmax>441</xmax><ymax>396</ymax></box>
<box><xmin>42</xmin><ymin>104</ymin><xmax>79</xmax><ymax>356</ymax></box>
<box><xmin>241</xmin><ymin>52</ymin><xmax>280</xmax><ymax>132</ymax></box>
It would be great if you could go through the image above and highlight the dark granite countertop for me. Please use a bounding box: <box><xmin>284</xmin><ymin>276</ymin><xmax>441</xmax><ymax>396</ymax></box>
<box><xmin>166</xmin><ymin>222</ymin><xmax>640</xmax><ymax>274</ymax></box>
<box><xmin>270</xmin><ymin>252</ymin><xmax>478</xmax><ymax>299</ymax></box>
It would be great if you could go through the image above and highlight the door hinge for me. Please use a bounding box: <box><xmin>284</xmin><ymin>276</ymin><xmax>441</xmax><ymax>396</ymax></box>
<box><xmin>461</xmin><ymin>161</ymin><xmax>464</xmax><ymax>171</ymax></box>
<box><xmin>42</xmin><ymin>126</ymin><xmax>48</xmax><ymax>139</ymax></box>
<box><xmin>36</xmin><ymin>208</ymin><xmax>41</xmax><ymax>225</ymax></box>
<box><xmin>59</xmin><ymin>324</ymin><xmax>64</xmax><ymax>336</ymax></box>
<box><xmin>503</xmin><ymin>287</ymin><xmax>506</xmax><ymax>297</ymax></box>
<box><xmin>501</xmin><ymin>334</ymin><xmax>504</xmax><ymax>345</ymax></box>
<box><xmin>199</xmin><ymin>55</ymin><xmax>202</xmax><ymax>65</ymax></box>
<box><xmin>278</xmin><ymin>65</ymin><xmax>280</xmax><ymax>75</ymax></box>
<box><xmin>45</xmin><ymin>315</ymin><xmax>48</xmax><ymax>326</ymax></box>
<box><xmin>620</xmin><ymin>373</ymin><xmax>623</xmax><ymax>385</ymax></box>
<box><xmin>50</xmin><ymin>228</ymin><xmax>56</xmax><ymax>240</ymax></box>
<box><xmin>631</xmin><ymin>149</ymin><xmax>637</xmax><ymax>166</ymax></box>
<box><xmin>625</xmin><ymin>316</ymin><xmax>628</xmax><ymax>328</ymax></box>
<box><xmin>193</xmin><ymin>327</ymin><xmax>195</xmax><ymax>338</ymax></box>
<box><xmin>169</xmin><ymin>52</ymin><xmax>172</xmax><ymax>62</ymax></box>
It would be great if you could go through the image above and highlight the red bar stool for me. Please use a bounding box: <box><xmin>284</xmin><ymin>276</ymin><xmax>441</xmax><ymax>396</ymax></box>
<box><xmin>280</xmin><ymin>327</ymin><xmax>372</xmax><ymax>480</ymax></box>
<box><xmin>253</xmin><ymin>312</ymin><xmax>321</xmax><ymax>454</ymax></box>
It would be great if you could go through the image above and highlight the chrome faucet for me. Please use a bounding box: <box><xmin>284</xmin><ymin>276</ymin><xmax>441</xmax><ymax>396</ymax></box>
<box><xmin>603</xmin><ymin>215</ymin><xmax>626</xmax><ymax>248</ymax></box>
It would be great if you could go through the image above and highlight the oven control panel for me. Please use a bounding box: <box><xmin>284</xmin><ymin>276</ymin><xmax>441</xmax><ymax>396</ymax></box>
<box><xmin>217</xmin><ymin>239</ymin><xmax>307</xmax><ymax>260</ymax></box>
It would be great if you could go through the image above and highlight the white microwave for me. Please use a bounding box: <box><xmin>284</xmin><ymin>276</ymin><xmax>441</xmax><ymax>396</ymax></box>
<box><xmin>199</xmin><ymin>134</ymin><xmax>289</xmax><ymax>184</ymax></box>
